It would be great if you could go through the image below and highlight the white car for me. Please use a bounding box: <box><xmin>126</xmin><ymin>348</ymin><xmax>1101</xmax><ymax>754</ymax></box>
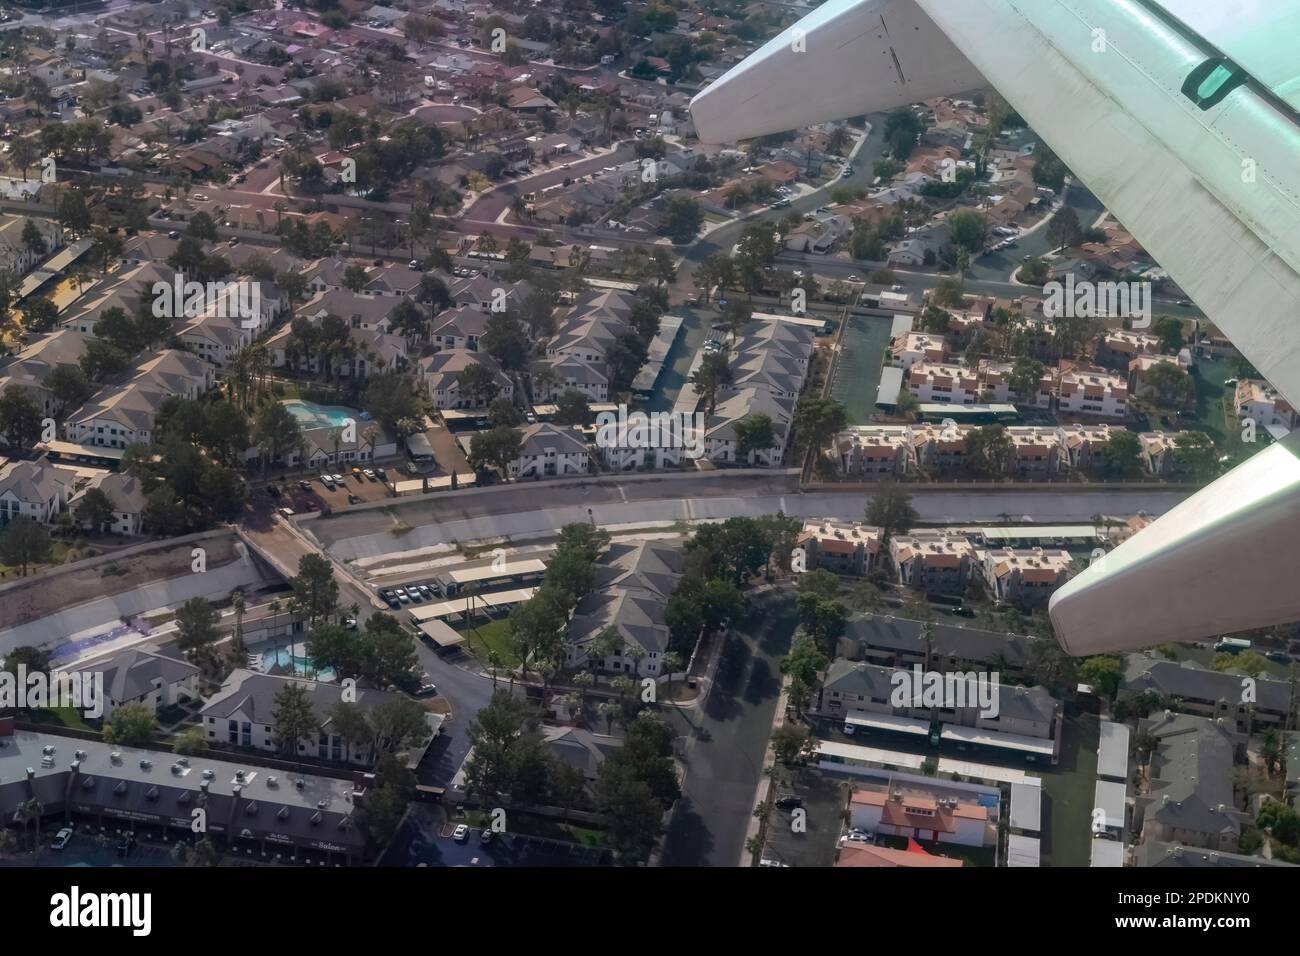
<box><xmin>51</xmin><ymin>827</ymin><xmax>74</xmax><ymax>850</ymax></box>
<box><xmin>319</xmin><ymin>474</ymin><xmax>335</xmax><ymax>489</ymax></box>
<box><xmin>330</xmin><ymin>474</ymin><xmax>345</xmax><ymax>485</ymax></box>
<box><xmin>452</xmin><ymin>824</ymin><xmax>469</xmax><ymax>843</ymax></box>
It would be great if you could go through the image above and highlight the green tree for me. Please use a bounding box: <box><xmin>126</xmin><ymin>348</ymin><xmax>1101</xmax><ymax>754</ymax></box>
<box><xmin>289</xmin><ymin>552</ymin><xmax>339</xmax><ymax>624</ymax></box>
<box><xmin>1152</xmin><ymin>316</ymin><xmax>1185</xmax><ymax>353</ymax></box>
<box><xmin>1102</xmin><ymin>430</ymin><xmax>1143</xmax><ymax>478</ymax></box>
<box><xmin>660</xmin><ymin>195</ymin><xmax>703</xmax><ymax>244</ymax></box>
<box><xmin>690</xmin><ymin>351</ymin><xmax>732</xmax><ymax>417</ymax></box>
<box><xmin>792</xmin><ymin>396</ymin><xmax>848</xmax><ymax>456</ymax></box>
<box><xmin>74</xmin><ymin>486</ymin><xmax>116</xmax><ymax>533</ymax></box>
<box><xmin>0</xmin><ymin>516</ymin><xmax>51</xmax><ymax>575</ymax></box>
<box><xmin>0</xmin><ymin>387</ymin><xmax>43</xmax><ymax>450</ymax></box>
<box><xmin>553</xmin><ymin>389</ymin><xmax>591</xmax><ymax>426</ymax></box>
<box><xmin>1078</xmin><ymin>655</ymin><xmax>1124</xmax><ymax>699</ymax></box>
<box><xmin>103</xmin><ymin>701</ymin><xmax>157</xmax><ymax>746</ymax></box>
<box><xmin>468</xmin><ymin>425</ymin><xmax>523</xmax><ymax>480</ymax></box>
<box><xmin>270</xmin><ymin>681</ymin><xmax>318</xmax><ymax>757</ymax></box>
<box><xmin>967</xmin><ymin>424</ymin><xmax>1014</xmax><ymax>476</ymax></box>
<box><xmin>949</xmin><ymin>210</ymin><xmax>987</xmax><ymax>253</ymax></box>
<box><xmin>175</xmin><ymin>597</ymin><xmax>220</xmax><ymax>656</ymax></box>
<box><xmin>174</xmin><ymin>726</ymin><xmax>209</xmax><ymax>755</ymax></box>
<box><xmin>864</xmin><ymin>481</ymin><xmax>918</xmax><ymax>547</ymax></box>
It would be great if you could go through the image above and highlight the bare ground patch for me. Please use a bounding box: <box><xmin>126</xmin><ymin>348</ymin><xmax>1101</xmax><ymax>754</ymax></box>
<box><xmin>0</xmin><ymin>535</ymin><xmax>240</xmax><ymax>631</ymax></box>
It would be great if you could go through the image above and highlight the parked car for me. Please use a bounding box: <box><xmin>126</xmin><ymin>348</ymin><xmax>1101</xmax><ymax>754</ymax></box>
<box><xmin>266</xmin><ymin>484</ymin><xmax>280</xmax><ymax>497</ymax></box>
<box><xmin>330</xmin><ymin>474</ymin><xmax>345</xmax><ymax>485</ymax></box>
<box><xmin>363</xmin><ymin>468</ymin><xmax>377</xmax><ymax>480</ymax></box>
<box><xmin>352</xmin><ymin>467</ymin><xmax>364</xmax><ymax>479</ymax></box>
<box><xmin>453</xmin><ymin>825</ymin><xmax>469</xmax><ymax>842</ymax></box>
<box><xmin>394</xmin><ymin>588</ymin><xmax>410</xmax><ymax>602</ymax></box>
<box><xmin>347</xmin><ymin>493</ymin><xmax>361</xmax><ymax>504</ymax></box>
<box><xmin>344</xmin><ymin>617</ymin><xmax>358</xmax><ymax>631</ymax></box>
<box><xmin>408</xmin><ymin>588</ymin><xmax>424</xmax><ymax>603</ymax></box>
<box><xmin>415</xmin><ymin>682</ymin><xmax>438</xmax><ymax>698</ymax></box>
<box><xmin>950</xmin><ymin>606</ymin><xmax>976</xmax><ymax>618</ymax></box>
<box><xmin>417</xmin><ymin>584</ymin><xmax>434</xmax><ymax>600</ymax></box>
<box><xmin>319</xmin><ymin>475</ymin><xmax>335</xmax><ymax>489</ymax></box>
<box><xmin>774</xmin><ymin>795</ymin><xmax>803</xmax><ymax>811</ymax></box>
<box><xmin>51</xmin><ymin>827</ymin><xmax>74</xmax><ymax>850</ymax></box>
<box><xmin>375</xmin><ymin>467</ymin><xmax>388</xmax><ymax>481</ymax></box>
<box><xmin>479</xmin><ymin>828</ymin><xmax>494</xmax><ymax>845</ymax></box>
<box><xmin>298</xmin><ymin>480</ymin><xmax>312</xmax><ymax>492</ymax></box>
<box><xmin>277</xmin><ymin>507</ymin><xmax>295</xmax><ymax>518</ymax></box>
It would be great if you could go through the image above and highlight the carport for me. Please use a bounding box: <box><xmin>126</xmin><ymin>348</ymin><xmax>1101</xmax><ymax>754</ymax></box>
<box><xmin>417</xmin><ymin>619</ymin><xmax>466</xmax><ymax>649</ymax></box>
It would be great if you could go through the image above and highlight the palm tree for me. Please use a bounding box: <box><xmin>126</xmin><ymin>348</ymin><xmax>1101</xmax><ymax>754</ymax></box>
<box><xmin>597</xmin><ymin>700</ymin><xmax>619</xmax><ymax>733</ymax></box>
<box><xmin>268</xmin><ymin>599</ymin><xmax>282</xmax><ymax>671</ymax></box>
<box><xmin>572</xmin><ymin>670</ymin><xmax>594</xmax><ymax>724</ymax></box>
<box><xmin>921</xmin><ymin>621</ymin><xmax>935</xmax><ymax>671</ymax></box>
<box><xmin>232</xmin><ymin>590</ymin><xmax>246</xmax><ymax>656</ymax></box>
<box><xmin>16</xmin><ymin>798</ymin><xmax>42</xmax><ymax>852</ymax></box>
<box><xmin>486</xmin><ymin>650</ymin><xmax>501</xmax><ymax>688</ymax></box>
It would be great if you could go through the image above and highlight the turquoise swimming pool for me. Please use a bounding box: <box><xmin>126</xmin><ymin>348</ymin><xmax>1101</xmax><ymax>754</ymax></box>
<box><xmin>254</xmin><ymin>647</ymin><xmax>336</xmax><ymax>682</ymax></box>
<box><xmin>282</xmin><ymin>400</ymin><xmax>368</xmax><ymax>432</ymax></box>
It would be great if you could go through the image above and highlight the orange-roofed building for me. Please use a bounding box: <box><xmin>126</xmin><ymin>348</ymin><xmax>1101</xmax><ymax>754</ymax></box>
<box><xmin>836</xmin><ymin>842</ymin><xmax>965</xmax><ymax>867</ymax></box>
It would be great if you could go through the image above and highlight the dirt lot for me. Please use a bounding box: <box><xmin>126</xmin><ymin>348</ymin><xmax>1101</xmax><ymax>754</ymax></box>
<box><xmin>0</xmin><ymin>535</ymin><xmax>240</xmax><ymax>631</ymax></box>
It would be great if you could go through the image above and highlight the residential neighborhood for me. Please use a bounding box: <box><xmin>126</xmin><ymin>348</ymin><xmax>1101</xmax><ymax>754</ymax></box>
<box><xmin>0</xmin><ymin>0</ymin><xmax>1292</xmax><ymax>926</ymax></box>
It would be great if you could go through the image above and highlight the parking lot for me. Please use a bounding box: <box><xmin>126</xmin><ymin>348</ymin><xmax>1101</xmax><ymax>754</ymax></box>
<box><xmin>384</xmin><ymin>808</ymin><xmax>611</xmax><ymax>867</ymax></box>
<box><xmin>264</xmin><ymin>465</ymin><xmax>396</xmax><ymax>516</ymax></box>
<box><xmin>762</xmin><ymin>766</ymin><xmax>850</xmax><ymax>868</ymax></box>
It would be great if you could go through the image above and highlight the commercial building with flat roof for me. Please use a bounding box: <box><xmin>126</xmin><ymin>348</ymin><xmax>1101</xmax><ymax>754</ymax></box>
<box><xmin>0</xmin><ymin>728</ymin><xmax>369</xmax><ymax>863</ymax></box>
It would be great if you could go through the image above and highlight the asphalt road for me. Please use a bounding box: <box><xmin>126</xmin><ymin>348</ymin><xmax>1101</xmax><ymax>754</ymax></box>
<box><xmin>660</xmin><ymin>589</ymin><xmax>797</xmax><ymax>866</ymax></box>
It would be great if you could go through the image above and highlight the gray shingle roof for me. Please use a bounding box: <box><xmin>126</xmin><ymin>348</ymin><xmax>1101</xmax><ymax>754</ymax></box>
<box><xmin>1123</xmin><ymin>655</ymin><xmax>1289</xmax><ymax>712</ymax></box>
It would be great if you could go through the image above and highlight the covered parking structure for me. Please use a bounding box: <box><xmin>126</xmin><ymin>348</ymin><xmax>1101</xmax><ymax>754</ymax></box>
<box><xmin>939</xmin><ymin>725</ymin><xmax>1056</xmax><ymax>760</ymax></box>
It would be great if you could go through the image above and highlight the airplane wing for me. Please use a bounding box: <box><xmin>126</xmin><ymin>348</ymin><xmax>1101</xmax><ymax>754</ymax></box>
<box><xmin>691</xmin><ymin>0</ymin><xmax>1300</xmax><ymax>655</ymax></box>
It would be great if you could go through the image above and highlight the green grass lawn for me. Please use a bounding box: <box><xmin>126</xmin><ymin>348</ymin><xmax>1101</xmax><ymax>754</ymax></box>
<box><xmin>1189</xmin><ymin>357</ymin><xmax>1232</xmax><ymax>444</ymax></box>
<box><xmin>456</xmin><ymin>807</ymin><xmax>606</xmax><ymax>847</ymax></box>
<box><xmin>458</xmin><ymin>616</ymin><xmax>521</xmax><ymax>670</ymax></box>
<box><xmin>27</xmin><ymin>707</ymin><xmax>96</xmax><ymax>731</ymax></box>
<box><xmin>1038</xmin><ymin>710</ymin><xmax>1099</xmax><ymax>867</ymax></box>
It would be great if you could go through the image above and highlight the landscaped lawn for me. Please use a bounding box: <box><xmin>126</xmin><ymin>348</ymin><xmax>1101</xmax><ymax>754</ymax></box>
<box><xmin>27</xmin><ymin>707</ymin><xmax>96</xmax><ymax>731</ymax></box>
<box><xmin>458</xmin><ymin>616</ymin><xmax>521</xmax><ymax>670</ymax></box>
<box><xmin>457</xmin><ymin>807</ymin><xmax>606</xmax><ymax>847</ymax></box>
<box><xmin>1189</xmin><ymin>356</ymin><xmax>1232</xmax><ymax>444</ymax></box>
<box><xmin>1038</xmin><ymin>710</ymin><xmax>1100</xmax><ymax>867</ymax></box>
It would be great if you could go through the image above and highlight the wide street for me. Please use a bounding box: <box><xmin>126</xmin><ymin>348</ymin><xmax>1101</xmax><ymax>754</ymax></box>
<box><xmin>660</xmin><ymin>589</ymin><xmax>797</xmax><ymax>867</ymax></box>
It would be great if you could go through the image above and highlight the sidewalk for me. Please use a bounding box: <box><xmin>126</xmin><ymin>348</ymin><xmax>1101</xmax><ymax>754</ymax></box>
<box><xmin>739</xmin><ymin>673</ymin><xmax>792</xmax><ymax>866</ymax></box>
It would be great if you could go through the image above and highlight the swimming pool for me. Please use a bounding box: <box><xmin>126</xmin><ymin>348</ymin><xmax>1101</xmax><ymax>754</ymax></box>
<box><xmin>282</xmin><ymin>400</ymin><xmax>370</xmax><ymax>432</ymax></box>
<box><xmin>254</xmin><ymin>647</ymin><xmax>336</xmax><ymax>682</ymax></box>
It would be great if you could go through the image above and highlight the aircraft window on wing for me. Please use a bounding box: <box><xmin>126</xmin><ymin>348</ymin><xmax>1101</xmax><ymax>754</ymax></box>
<box><xmin>1181</xmin><ymin>57</ymin><xmax>1249</xmax><ymax>109</ymax></box>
